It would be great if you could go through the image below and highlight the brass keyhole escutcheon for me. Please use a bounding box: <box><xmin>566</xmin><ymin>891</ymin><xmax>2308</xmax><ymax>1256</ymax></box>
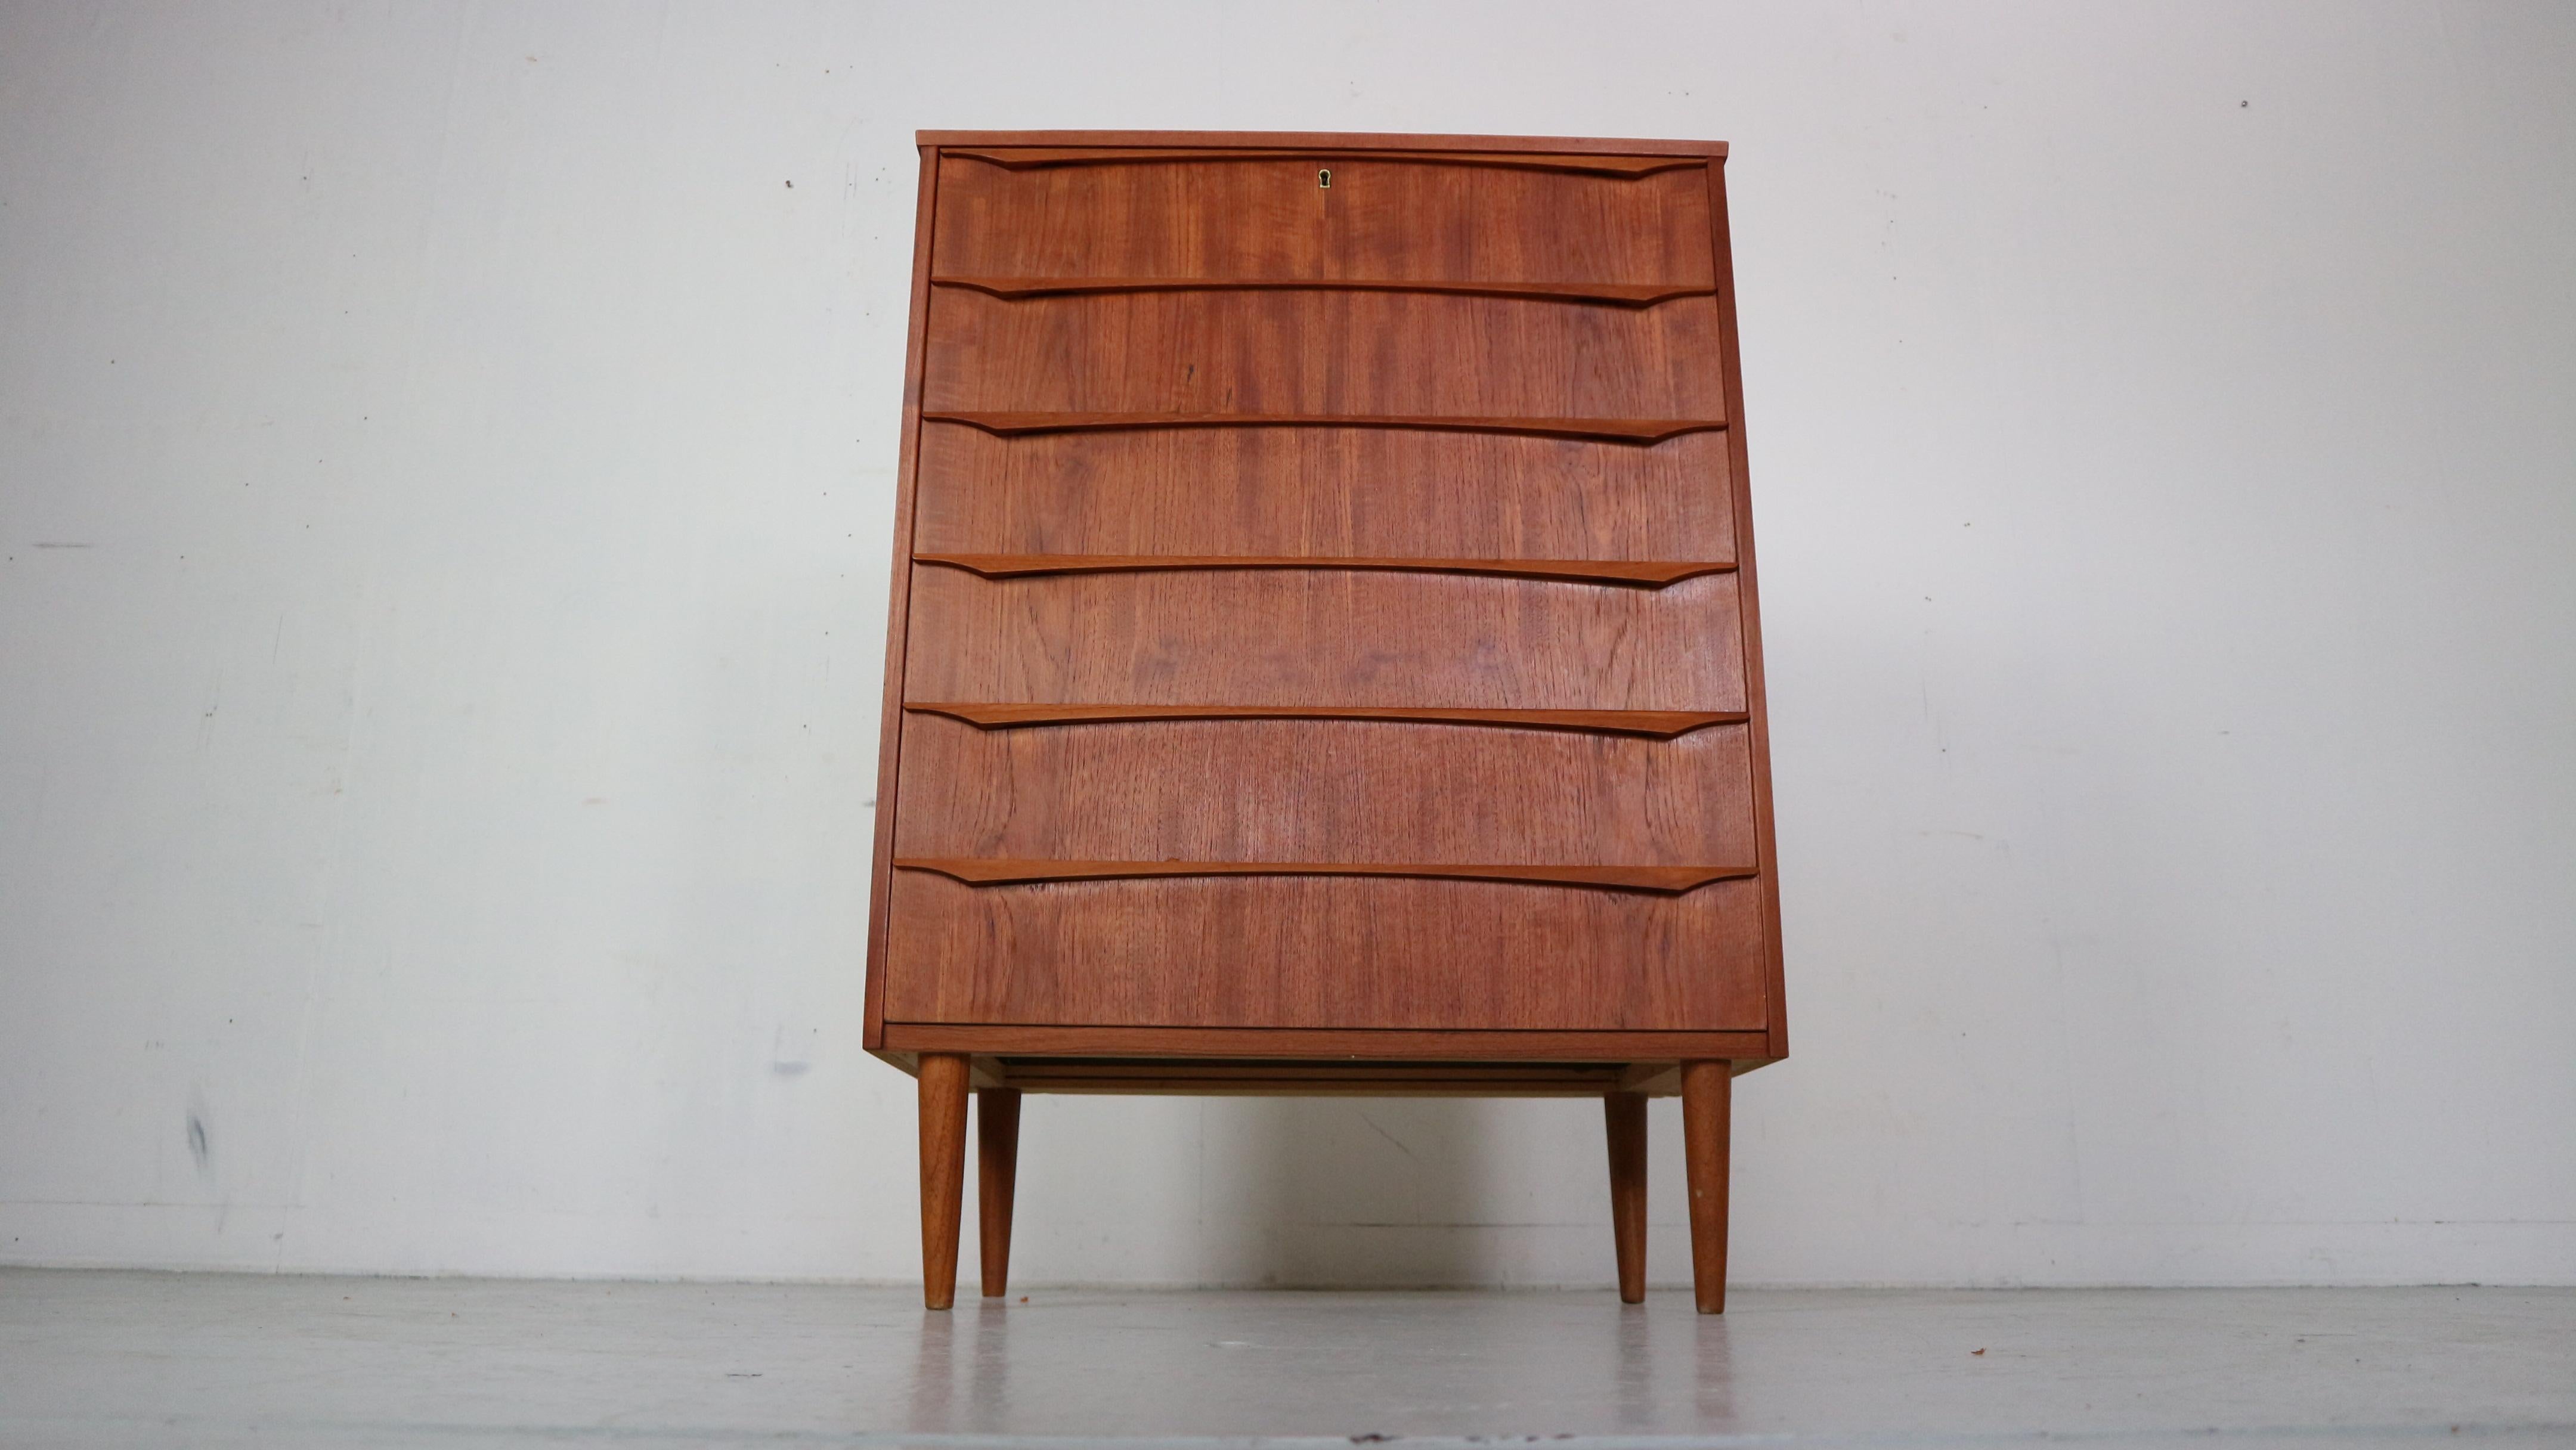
<box><xmin>1318</xmin><ymin>168</ymin><xmax>1331</xmax><ymax>188</ymax></box>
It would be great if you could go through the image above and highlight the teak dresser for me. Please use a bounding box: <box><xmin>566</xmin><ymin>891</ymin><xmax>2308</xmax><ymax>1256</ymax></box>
<box><xmin>865</xmin><ymin>130</ymin><xmax>1784</xmax><ymax>1312</ymax></box>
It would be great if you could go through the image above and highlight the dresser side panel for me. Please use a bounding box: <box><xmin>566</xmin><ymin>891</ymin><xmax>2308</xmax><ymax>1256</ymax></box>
<box><xmin>862</xmin><ymin>147</ymin><xmax>945</xmax><ymax>1051</ymax></box>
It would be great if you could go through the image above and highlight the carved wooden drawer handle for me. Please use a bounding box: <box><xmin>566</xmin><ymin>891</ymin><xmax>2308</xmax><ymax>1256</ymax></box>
<box><xmin>922</xmin><ymin>411</ymin><xmax>1725</xmax><ymax>444</ymax></box>
<box><xmin>903</xmin><ymin>703</ymin><xmax>1746</xmax><ymax>738</ymax></box>
<box><xmin>913</xmin><ymin>553</ymin><xmax>1733</xmax><ymax>587</ymax></box>
<box><xmin>933</xmin><ymin>275</ymin><xmax>1716</xmax><ymax>308</ymax></box>
<box><xmin>896</xmin><ymin>859</ymin><xmax>1757</xmax><ymax>893</ymax></box>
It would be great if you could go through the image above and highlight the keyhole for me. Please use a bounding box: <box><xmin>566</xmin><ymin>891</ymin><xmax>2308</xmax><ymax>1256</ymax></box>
<box><xmin>1318</xmin><ymin>168</ymin><xmax>1331</xmax><ymax>188</ymax></box>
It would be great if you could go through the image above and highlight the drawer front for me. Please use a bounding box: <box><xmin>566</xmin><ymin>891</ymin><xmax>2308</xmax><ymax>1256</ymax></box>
<box><xmin>894</xmin><ymin>714</ymin><xmax>1755</xmax><ymax>866</ymax></box>
<box><xmin>884</xmin><ymin>870</ymin><xmax>1766</xmax><ymax>1031</ymax></box>
<box><xmin>932</xmin><ymin>151</ymin><xmax>1716</xmax><ymax>288</ymax></box>
<box><xmin>903</xmin><ymin>567</ymin><xmax>1745</xmax><ymax>711</ymax></box>
<box><xmin>922</xmin><ymin>287</ymin><xmax>1727</xmax><ymax>421</ymax></box>
<box><xmin>912</xmin><ymin>420</ymin><xmax>1736</xmax><ymax>565</ymax></box>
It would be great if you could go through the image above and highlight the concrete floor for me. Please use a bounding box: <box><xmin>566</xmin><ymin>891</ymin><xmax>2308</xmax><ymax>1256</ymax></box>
<box><xmin>0</xmin><ymin>1272</ymin><xmax>2569</xmax><ymax>1448</ymax></box>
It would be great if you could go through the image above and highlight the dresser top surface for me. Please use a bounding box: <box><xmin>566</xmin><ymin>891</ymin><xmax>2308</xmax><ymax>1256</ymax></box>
<box><xmin>915</xmin><ymin>129</ymin><xmax>1728</xmax><ymax>159</ymax></box>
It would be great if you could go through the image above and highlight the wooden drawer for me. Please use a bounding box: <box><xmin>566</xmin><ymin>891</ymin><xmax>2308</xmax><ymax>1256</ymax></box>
<box><xmin>902</xmin><ymin>566</ymin><xmax>1746</xmax><ymax>711</ymax></box>
<box><xmin>893</xmin><ymin>713</ymin><xmax>1757</xmax><ymax>866</ymax></box>
<box><xmin>931</xmin><ymin>149</ymin><xmax>1717</xmax><ymax>289</ymax></box>
<box><xmin>922</xmin><ymin>287</ymin><xmax>1727</xmax><ymax>422</ymax></box>
<box><xmin>883</xmin><ymin>870</ymin><xmax>1767</xmax><ymax>1031</ymax></box>
<box><xmin>912</xmin><ymin>420</ymin><xmax>1736</xmax><ymax>566</ymax></box>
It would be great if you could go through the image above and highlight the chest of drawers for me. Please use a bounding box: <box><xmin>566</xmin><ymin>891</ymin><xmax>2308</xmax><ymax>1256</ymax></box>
<box><xmin>865</xmin><ymin>131</ymin><xmax>1784</xmax><ymax>1311</ymax></box>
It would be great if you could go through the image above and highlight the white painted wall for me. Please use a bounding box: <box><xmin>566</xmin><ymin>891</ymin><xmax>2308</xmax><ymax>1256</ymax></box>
<box><xmin>4</xmin><ymin>1</ymin><xmax>2571</xmax><ymax>1288</ymax></box>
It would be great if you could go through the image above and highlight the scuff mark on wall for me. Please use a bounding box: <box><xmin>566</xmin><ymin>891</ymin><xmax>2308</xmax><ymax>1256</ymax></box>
<box><xmin>195</xmin><ymin>671</ymin><xmax>224</xmax><ymax>753</ymax></box>
<box><xmin>185</xmin><ymin>1099</ymin><xmax>212</xmax><ymax>1178</ymax></box>
<box><xmin>770</xmin><ymin>1024</ymin><xmax>815</xmax><ymax>1077</ymax></box>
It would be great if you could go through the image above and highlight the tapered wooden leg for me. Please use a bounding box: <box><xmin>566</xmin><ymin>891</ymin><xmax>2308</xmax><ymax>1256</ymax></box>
<box><xmin>1604</xmin><ymin>1090</ymin><xmax>1648</xmax><ymax>1303</ymax></box>
<box><xmin>977</xmin><ymin>1088</ymin><xmax>1022</xmax><ymax>1299</ymax></box>
<box><xmin>917</xmin><ymin>1053</ymin><xmax>969</xmax><ymax>1310</ymax></box>
<box><xmin>1680</xmin><ymin>1060</ymin><xmax>1733</xmax><ymax>1314</ymax></box>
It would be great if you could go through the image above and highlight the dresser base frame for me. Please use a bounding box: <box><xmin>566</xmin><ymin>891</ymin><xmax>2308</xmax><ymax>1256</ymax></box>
<box><xmin>880</xmin><ymin>1037</ymin><xmax>1773</xmax><ymax>1315</ymax></box>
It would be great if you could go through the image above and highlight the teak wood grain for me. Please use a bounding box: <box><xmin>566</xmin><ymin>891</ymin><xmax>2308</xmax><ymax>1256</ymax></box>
<box><xmin>883</xmin><ymin>870</ymin><xmax>1767</xmax><ymax>1031</ymax></box>
<box><xmin>922</xmin><ymin>290</ymin><xmax>1727</xmax><ymax>423</ymax></box>
<box><xmin>976</xmin><ymin>1088</ymin><xmax>1021</xmax><ymax>1299</ymax></box>
<box><xmin>903</xmin><ymin>568</ymin><xmax>1747</xmax><ymax>711</ymax></box>
<box><xmin>866</xmin><ymin>132</ymin><xmax>1779</xmax><ymax>1315</ymax></box>
<box><xmin>1605</xmin><ymin>1092</ymin><xmax>1649</xmax><ymax>1303</ymax></box>
<box><xmin>911</xmin><ymin>421</ymin><xmax>1735</xmax><ymax>567</ymax></box>
<box><xmin>934</xmin><ymin>152</ymin><xmax>1714</xmax><ymax>286</ymax></box>
<box><xmin>1682</xmin><ymin>1061</ymin><xmax>1733</xmax><ymax>1313</ymax></box>
<box><xmin>893</xmin><ymin>713</ymin><xmax>1757</xmax><ymax>865</ymax></box>
<box><xmin>1705</xmin><ymin>161</ymin><xmax>1790</xmax><ymax>1064</ymax></box>
<box><xmin>861</xmin><ymin>145</ymin><xmax>945</xmax><ymax>1058</ymax></box>
<box><xmin>916</xmin><ymin>1053</ymin><xmax>969</xmax><ymax>1310</ymax></box>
